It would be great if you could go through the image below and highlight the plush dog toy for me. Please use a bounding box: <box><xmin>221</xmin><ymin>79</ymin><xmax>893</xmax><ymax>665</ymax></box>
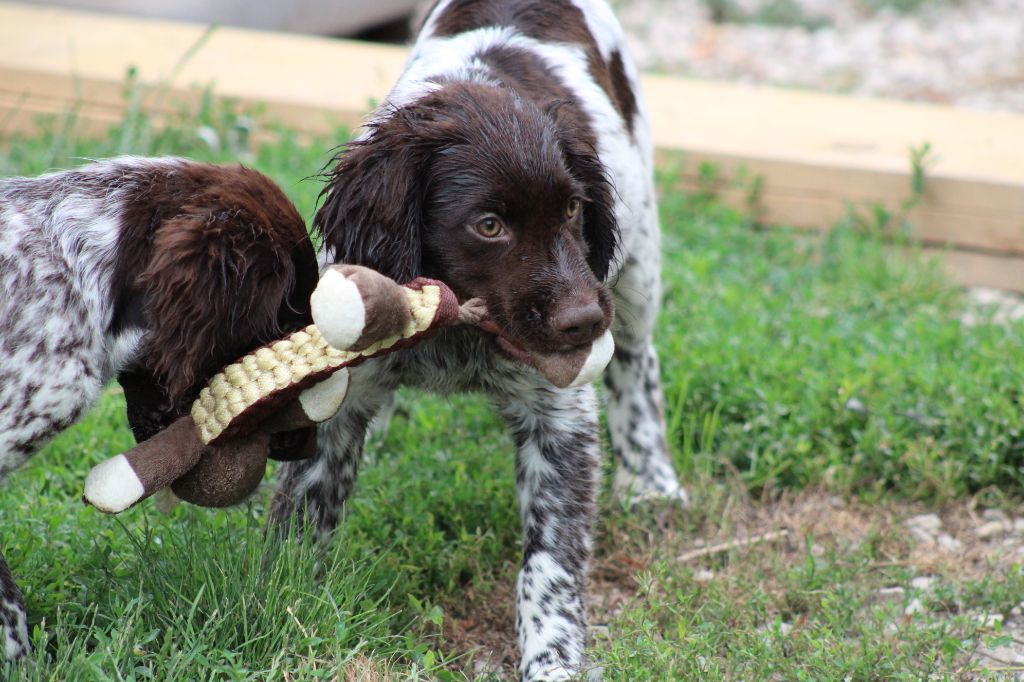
<box><xmin>84</xmin><ymin>265</ymin><xmax>615</xmax><ymax>513</ymax></box>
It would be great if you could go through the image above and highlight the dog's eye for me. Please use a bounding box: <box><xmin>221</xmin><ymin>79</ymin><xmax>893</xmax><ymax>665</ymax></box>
<box><xmin>566</xmin><ymin>198</ymin><xmax>582</xmax><ymax>219</ymax></box>
<box><xmin>475</xmin><ymin>216</ymin><xmax>504</xmax><ymax>238</ymax></box>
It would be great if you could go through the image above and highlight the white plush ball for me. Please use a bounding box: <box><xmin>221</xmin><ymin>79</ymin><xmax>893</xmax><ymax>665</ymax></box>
<box><xmin>310</xmin><ymin>269</ymin><xmax>366</xmax><ymax>351</ymax></box>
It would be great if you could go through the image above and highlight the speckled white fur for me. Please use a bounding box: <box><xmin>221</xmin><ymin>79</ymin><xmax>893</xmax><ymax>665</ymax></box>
<box><xmin>2</xmin><ymin>597</ymin><xmax>28</xmax><ymax>660</ymax></box>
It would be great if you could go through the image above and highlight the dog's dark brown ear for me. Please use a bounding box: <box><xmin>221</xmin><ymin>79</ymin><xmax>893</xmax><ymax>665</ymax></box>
<box><xmin>315</xmin><ymin>118</ymin><xmax>432</xmax><ymax>283</ymax></box>
<box><xmin>557</xmin><ymin>131</ymin><xmax>619</xmax><ymax>282</ymax></box>
<box><xmin>137</xmin><ymin>201</ymin><xmax>304</xmax><ymax>401</ymax></box>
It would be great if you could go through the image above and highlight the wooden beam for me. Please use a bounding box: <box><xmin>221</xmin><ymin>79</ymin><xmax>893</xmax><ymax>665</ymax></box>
<box><xmin>0</xmin><ymin>3</ymin><xmax>406</xmax><ymax>134</ymax></box>
<box><xmin>670</xmin><ymin>158</ymin><xmax>1024</xmax><ymax>254</ymax></box>
<box><xmin>1</xmin><ymin>2</ymin><xmax>1022</xmax><ymax>290</ymax></box>
<box><xmin>924</xmin><ymin>249</ymin><xmax>1024</xmax><ymax>293</ymax></box>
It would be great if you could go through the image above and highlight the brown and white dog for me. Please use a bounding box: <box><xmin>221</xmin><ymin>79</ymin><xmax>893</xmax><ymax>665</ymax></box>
<box><xmin>0</xmin><ymin>157</ymin><xmax>318</xmax><ymax>660</ymax></box>
<box><xmin>270</xmin><ymin>1</ymin><xmax>686</xmax><ymax>678</ymax></box>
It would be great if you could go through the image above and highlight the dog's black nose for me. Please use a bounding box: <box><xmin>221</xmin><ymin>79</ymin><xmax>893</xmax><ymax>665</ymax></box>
<box><xmin>551</xmin><ymin>300</ymin><xmax>605</xmax><ymax>347</ymax></box>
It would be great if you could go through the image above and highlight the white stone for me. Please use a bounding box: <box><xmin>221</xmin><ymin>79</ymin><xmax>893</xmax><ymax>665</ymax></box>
<box><xmin>906</xmin><ymin>513</ymin><xmax>942</xmax><ymax>531</ymax></box>
<box><xmin>976</xmin><ymin>643</ymin><xmax>1024</xmax><ymax>666</ymax></box>
<box><xmin>905</xmin><ymin>513</ymin><xmax>943</xmax><ymax>543</ymax></box>
<box><xmin>909</xmin><ymin>576</ymin><xmax>937</xmax><ymax>591</ymax></box>
<box><xmin>978</xmin><ymin>520</ymin><xmax>1010</xmax><ymax>539</ymax></box>
<box><xmin>904</xmin><ymin>598</ymin><xmax>926</xmax><ymax>616</ymax></box>
<box><xmin>875</xmin><ymin>586</ymin><xmax>905</xmax><ymax>603</ymax></box>
<box><xmin>693</xmin><ymin>568</ymin><xmax>715</xmax><ymax>583</ymax></box>
<box><xmin>976</xmin><ymin>613</ymin><xmax>1004</xmax><ymax>629</ymax></box>
<box><xmin>982</xmin><ymin>508</ymin><xmax>1010</xmax><ymax>523</ymax></box>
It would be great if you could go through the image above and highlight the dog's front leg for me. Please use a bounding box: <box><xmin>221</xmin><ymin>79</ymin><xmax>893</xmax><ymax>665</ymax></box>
<box><xmin>1</xmin><ymin>548</ymin><xmax>30</xmax><ymax>661</ymax></box>
<box><xmin>269</xmin><ymin>362</ymin><xmax>397</xmax><ymax>539</ymax></box>
<box><xmin>496</xmin><ymin>382</ymin><xmax>600</xmax><ymax>681</ymax></box>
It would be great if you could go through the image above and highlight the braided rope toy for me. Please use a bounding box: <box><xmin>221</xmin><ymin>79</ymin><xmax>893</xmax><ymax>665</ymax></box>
<box><xmin>83</xmin><ymin>265</ymin><xmax>612</xmax><ymax>513</ymax></box>
<box><xmin>193</xmin><ymin>274</ymin><xmax>476</xmax><ymax>446</ymax></box>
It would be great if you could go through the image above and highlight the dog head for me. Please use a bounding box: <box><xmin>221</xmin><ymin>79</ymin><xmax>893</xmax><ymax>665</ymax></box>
<box><xmin>316</xmin><ymin>82</ymin><xmax>617</xmax><ymax>366</ymax></box>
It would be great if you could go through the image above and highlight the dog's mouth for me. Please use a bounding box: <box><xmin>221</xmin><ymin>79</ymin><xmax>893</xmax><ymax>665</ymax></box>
<box><xmin>477</xmin><ymin>319</ymin><xmax>537</xmax><ymax>364</ymax></box>
<box><xmin>475</xmin><ymin>318</ymin><xmax>612</xmax><ymax>388</ymax></box>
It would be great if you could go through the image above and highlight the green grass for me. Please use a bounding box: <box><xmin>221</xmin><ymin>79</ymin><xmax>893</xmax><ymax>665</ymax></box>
<box><xmin>596</xmin><ymin>536</ymin><xmax>1024</xmax><ymax>679</ymax></box>
<box><xmin>860</xmin><ymin>0</ymin><xmax>953</xmax><ymax>14</ymax></box>
<box><xmin>660</xmin><ymin>186</ymin><xmax>1024</xmax><ymax>501</ymax></box>
<box><xmin>2</xmin><ymin>98</ymin><xmax>1023</xmax><ymax>679</ymax></box>
<box><xmin>701</xmin><ymin>0</ymin><xmax>831</xmax><ymax>30</ymax></box>
<box><xmin>697</xmin><ymin>0</ymin><xmax>954</xmax><ymax>28</ymax></box>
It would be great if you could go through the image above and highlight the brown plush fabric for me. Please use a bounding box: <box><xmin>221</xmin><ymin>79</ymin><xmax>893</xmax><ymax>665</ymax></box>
<box><xmin>332</xmin><ymin>265</ymin><xmax>413</xmax><ymax>350</ymax></box>
<box><xmin>262</xmin><ymin>400</ymin><xmax>317</xmax><ymax>433</ymax></box>
<box><xmin>118</xmin><ymin>276</ymin><xmax>463</xmax><ymax>509</ymax></box>
<box><xmin>172</xmin><ymin>431</ymin><xmax>270</xmax><ymax>507</ymax></box>
<box><xmin>124</xmin><ymin>416</ymin><xmax>206</xmax><ymax>495</ymax></box>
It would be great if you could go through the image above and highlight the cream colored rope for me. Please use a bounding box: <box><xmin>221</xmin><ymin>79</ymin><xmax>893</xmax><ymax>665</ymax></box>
<box><xmin>191</xmin><ymin>285</ymin><xmax>442</xmax><ymax>444</ymax></box>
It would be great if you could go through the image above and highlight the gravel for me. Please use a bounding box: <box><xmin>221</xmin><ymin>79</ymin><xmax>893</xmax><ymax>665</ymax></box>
<box><xmin>613</xmin><ymin>0</ymin><xmax>1024</xmax><ymax>114</ymax></box>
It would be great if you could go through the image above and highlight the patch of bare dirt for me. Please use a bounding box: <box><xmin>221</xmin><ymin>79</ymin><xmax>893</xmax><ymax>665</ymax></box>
<box><xmin>442</xmin><ymin>491</ymin><xmax>1024</xmax><ymax>679</ymax></box>
<box><xmin>442</xmin><ymin>570</ymin><xmax>519</xmax><ymax>678</ymax></box>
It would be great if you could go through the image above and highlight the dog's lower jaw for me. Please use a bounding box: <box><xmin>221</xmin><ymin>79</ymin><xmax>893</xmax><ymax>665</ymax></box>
<box><xmin>493</xmin><ymin>334</ymin><xmax>536</xmax><ymax>367</ymax></box>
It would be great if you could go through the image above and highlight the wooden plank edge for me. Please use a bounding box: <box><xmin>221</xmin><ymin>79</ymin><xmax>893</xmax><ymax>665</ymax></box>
<box><xmin>660</xmin><ymin>150</ymin><xmax>1024</xmax><ymax>258</ymax></box>
<box><xmin>923</xmin><ymin>249</ymin><xmax>1024</xmax><ymax>293</ymax></box>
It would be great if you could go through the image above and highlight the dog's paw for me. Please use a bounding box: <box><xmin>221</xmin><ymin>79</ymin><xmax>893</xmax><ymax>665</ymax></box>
<box><xmin>612</xmin><ymin>470</ymin><xmax>690</xmax><ymax>509</ymax></box>
<box><xmin>1</xmin><ymin>604</ymin><xmax>31</xmax><ymax>661</ymax></box>
<box><xmin>521</xmin><ymin>664</ymin><xmax>574</xmax><ymax>681</ymax></box>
